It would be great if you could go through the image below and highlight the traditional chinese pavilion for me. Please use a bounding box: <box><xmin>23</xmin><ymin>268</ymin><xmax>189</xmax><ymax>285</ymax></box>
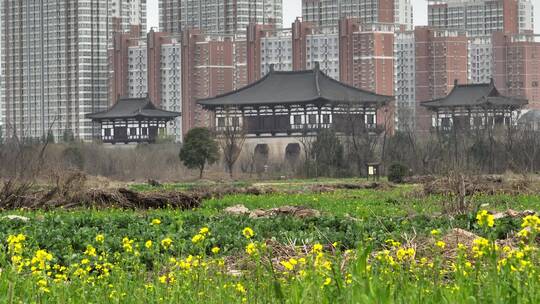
<box><xmin>421</xmin><ymin>80</ymin><xmax>527</xmax><ymax>132</ymax></box>
<box><xmin>86</xmin><ymin>96</ymin><xmax>180</xmax><ymax>144</ymax></box>
<box><xmin>198</xmin><ymin>65</ymin><xmax>393</xmax><ymax>137</ymax></box>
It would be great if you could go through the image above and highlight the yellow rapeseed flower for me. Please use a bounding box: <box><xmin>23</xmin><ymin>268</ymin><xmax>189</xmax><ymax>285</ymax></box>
<box><xmin>122</xmin><ymin>237</ymin><xmax>134</xmax><ymax>252</ymax></box>
<box><xmin>151</xmin><ymin>219</ymin><xmax>161</xmax><ymax>226</ymax></box>
<box><xmin>211</xmin><ymin>247</ymin><xmax>220</xmax><ymax>254</ymax></box>
<box><xmin>199</xmin><ymin>227</ymin><xmax>210</xmax><ymax>235</ymax></box>
<box><xmin>521</xmin><ymin>215</ymin><xmax>540</xmax><ymax>233</ymax></box>
<box><xmin>145</xmin><ymin>240</ymin><xmax>153</xmax><ymax>249</ymax></box>
<box><xmin>242</xmin><ymin>227</ymin><xmax>255</xmax><ymax>239</ymax></box>
<box><xmin>246</xmin><ymin>242</ymin><xmax>258</xmax><ymax>256</ymax></box>
<box><xmin>159</xmin><ymin>275</ymin><xmax>167</xmax><ymax>284</ymax></box>
<box><xmin>7</xmin><ymin>234</ymin><xmax>26</xmax><ymax>255</ymax></box>
<box><xmin>476</xmin><ymin>210</ymin><xmax>495</xmax><ymax>228</ymax></box>
<box><xmin>191</xmin><ymin>234</ymin><xmax>205</xmax><ymax>244</ymax></box>
<box><xmin>32</xmin><ymin>249</ymin><xmax>53</xmax><ymax>270</ymax></box>
<box><xmin>385</xmin><ymin>239</ymin><xmax>401</xmax><ymax>248</ymax></box>
<box><xmin>95</xmin><ymin>234</ymin><xmax>105</xmax><ymax>243</ymax></box>
<box><xmin>161</xmin><ymin>238</ymin><xmax>173</xmax><ymax>249</ymax></box>
<box><xmin>323</xmin><ymin>277</ymin><xmax>332</xmax><ymax>286</ymax></box>
<box><xmin>431</xmin><ymin>229</ymin><xmax>441</xmax><ymax>236</ymax></box>
<box><xmin>472</xmin><ymin>237</ymin><xmax>490</xmax><ymax>258</ymax></box>
<box><xmin>37</xmin><ymin>279</ymin><xmax>50</xmax><ymax>293</ymax></box>
<box><xmin>235</xmin><ymin>283</ymin><xmax>247</xmax><ymax>294</ymax></box>
<box><xmin>435</xmin><ymin>241</ymin><xmax>446</xmax><ymax>249</ymax></box>
<box><xmin>312</xmin><ymin>243</ymin><xmax>323</xmax><ymax>254</ymax></box>
<box><xmin>84</xmin><ymin>245</ymin><xmax>97</xmax><ymax>257</ymax></box>
<box><xmin>280</xmin><ymin>260</ymin><xmax>294</xmax><ymax>271</ymax></box>
<box><xmin>396</xmin><ymin>247</ymin><xmax>415</xmax><ymax>261</ymax></box>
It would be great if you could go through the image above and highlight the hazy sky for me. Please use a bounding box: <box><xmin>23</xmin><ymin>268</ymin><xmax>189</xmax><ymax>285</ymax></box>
<box><xmin>147</xmin><ymin>0</ymin><xmax>540</xmax><ymax>34</ymax></box>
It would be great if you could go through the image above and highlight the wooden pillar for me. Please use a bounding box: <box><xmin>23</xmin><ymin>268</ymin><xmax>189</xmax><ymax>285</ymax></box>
<box><xmin>435</xmin><ymin>110</ymin><xmax>440</xmax><ymax>133</ymax></box>
<box><xmin>362</xmin><ymin>106</ymin><xmax>366</xmax><ymax>127</ymax></box>
<box><xmin>304</xmin><ymin>104</ymin><xmax>308</xmax><ymax>132</ymax></box>
<box><xmin>256</xmin><ymin>106</ymin><xmax>261</xmax><ymax>135</ymax></box>
<box><xmin>272</xmin><ymin>106</ymin><xmax>276</xmax><ymax>135</ymax></box>
<box><xmin>138</xmin><ymin>120</ymin><xmax>141</xmax><ymax>141</ymax></box>
<box><xmin>317</xmin><ymin>105</ymin><xmax>322</xmax><ymax>129</ymax></box>
<box><xmin>287</xmin><ymin>106</ymin><xmax>291</xmax><ymax>135</ymax></box>
<box><xmin>241</xmin><ymin>107</ymin><xmax>245</xmax><ymax>131</ymax></box>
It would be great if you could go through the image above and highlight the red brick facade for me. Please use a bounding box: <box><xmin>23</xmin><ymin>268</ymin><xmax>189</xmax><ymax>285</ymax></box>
<box><xmin>181</xmin><ymin>30</ymin><xmax>248</xmax><ymax>134</ymax></box>
<box><xmin>493</xmin><ymin>32</ymin><xmax>540</xmax><ymax>109</ymax></box>
<box><xmin>339</xmin><ymin>19</ymin><xmax>395</xmax><ymax>131</ymax></box>
<box><xmin>110</xmin><ymin>25</ymin><xmax>140</xmax><ymax>105</ymax></box>
<box><xmin>414</xmin><ymin>27</ymin><xmax>468</xmax><ymax>132</ymax></box>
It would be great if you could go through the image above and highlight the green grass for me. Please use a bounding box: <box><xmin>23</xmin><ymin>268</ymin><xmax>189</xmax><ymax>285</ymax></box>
<box><xmin>1</xmin><ymin>182</ymin><xmax>540</xmax><ymax>303</ymax></box>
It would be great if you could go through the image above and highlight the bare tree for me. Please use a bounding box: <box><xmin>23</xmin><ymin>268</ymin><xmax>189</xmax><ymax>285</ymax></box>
<box><xmin>0</xmin><ymin>117</ymin><xmax>57</xmax><ymax>208</ymax></box>
<box><xmin>298</xmin><ymin>130</ymin><xmax>316</xmax><ymax>177</ymax></box>
<box><xmin>219</xmin><ymin>110</ymin><xmax>247</xmax><ymax>179</ymax></box>
<box><xmin>341</xmin><ymin>103</ymin><xmax>382</xmax><ymax>176</ymax></box>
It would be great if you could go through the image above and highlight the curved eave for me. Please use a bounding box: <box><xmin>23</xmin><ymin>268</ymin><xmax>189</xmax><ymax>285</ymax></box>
<box><xmin>199</xmin><ymin>96</ymin><xmax>392</xmax><ymax>110</ymax></box>
<box><xmin>85</xmin><ymin>112</ymin><xmax>181</xmax><ymax>121</ymax></box>
<box><xmin>421</xmin><ymin>101</ymin><xmax>527</xmax><ymax>111</ymax></box>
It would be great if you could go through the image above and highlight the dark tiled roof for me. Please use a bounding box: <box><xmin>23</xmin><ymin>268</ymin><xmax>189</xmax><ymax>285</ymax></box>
<box><xmin>421</xmin><ymin>81</ymin><xmax>528</xmax><ymax>109</ymax></box>
<box><xmin>86</xmin><ymin>96</ymin><xmax>180</xmax><ymax>120</ymax></box>
<box><xmin>519</xmin><ymin>109</ymin><xmax>540</xmax><ymax>123</ymax></box>
<box><xmin>198</xmin><ymin>67</ymin><xmax>393</xmax><ymax>108</ymax></box>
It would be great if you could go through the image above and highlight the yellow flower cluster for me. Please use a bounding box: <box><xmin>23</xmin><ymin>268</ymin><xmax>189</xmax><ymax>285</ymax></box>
<box><xmin>396</xmin><ymin>247</ymin><xmax>415</xmax><ymax>261</ymax></box>
<box><xmin>3</xmin><ymin>213</ymin><xmax>539</xmax><ymax>299</ymax></box>
<box><xmin>476</xmin><ymin>210</ymin><xmax>495</xmax><ymax>228</ymax></box>
<box><xmin>192</xmin><ymin>227</ymin><xmax>210</xmax><ymax>244</ymax></box>
<box><xmin>518</xmin><ymin>215</ymin><xmax>540</xmax><ymax>241</ymax></box>
<box><xmin>122</xmin><ymin>237</ymin><xmax>134</xmax><ymax>252</ymax></box>
<box><xmin>280</xmin><ymin>258</ymin><xmax>299</xmax><ymax>271</ymax></box>
<box><xmin>161</xmin><ymin>237</ymin><xmax>173</xmax><ymax>249</ymax></box>
<box><xmin>472</xmin><ymin>237</ymin><xmax>490</xmax><ymax>258</ymax></box>
<box><xmin>7</xmin><ymin>234</ymin><xmax>26</xmax><ymax>255</ymax></box>
<box><xmin>95</xmin><ymin>234</ymin><xmax>105</xmax><ymax>243</ymax></box>
<box><xmin>242</xmin><ymin>227</ymin><xmax>254</xmax><ymax>239</ymax></box>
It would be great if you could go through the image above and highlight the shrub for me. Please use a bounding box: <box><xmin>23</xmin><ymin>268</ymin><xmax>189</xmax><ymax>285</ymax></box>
<box><xmin>62</xmin><ymin>146</ymin><xmax>85</xmax><ymax>170</ymax></box>
<box><xmin>388</xmin><ymin>162</ymin><xmax>408</xmax><ymax>183</ymax></box>
<box><xmin>179</xmin><ymin>128</ymin><xmax>219</xmax><ymax>179</ymax></box>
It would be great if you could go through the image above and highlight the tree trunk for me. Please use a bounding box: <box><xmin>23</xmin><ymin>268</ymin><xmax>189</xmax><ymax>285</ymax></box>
<box><xmin>199</xmin><ymin>164</ymin><xmax>205</xmax><ymax>179</ymax></box>
<box><xmin>228</xmin><ymin>163</ymin><xmax>234</xmax><ymax>179</ymax></box>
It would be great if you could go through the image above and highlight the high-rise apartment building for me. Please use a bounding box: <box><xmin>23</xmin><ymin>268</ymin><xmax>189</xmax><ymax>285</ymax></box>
<box><xmin>110</xmin><ymin>29</ymin><xmax>183</xmax><ymax>141</ymax></box>
<box><xmin>428</xmin><ymin>0</ymin><xmax>534</xmax><ymax>36</ymax></box>
<box><xmin>468</xmin><ymin>37</ymin><xmax>493</xmax><ymax>84</ymax></box>
<box><xmin>1</xmin><ymin>0</ymin><xmax>145</xmax><ymax>141</ymax></box>
<box><xmin>338</xmin><ymin>19</ymin><xmax>395</xmax><ymax>129</ymax></box>
<box><xmin>394</xmin><ymin>31</ymin><xmax>416</xmax><ymax>130</ymax></box>
<box><xmin>181</xmin><ymin>30</ymin><xmax>249</xmax><ymax>134</ymax></box>
<box><xmin>302</xmin><ymin>0</ymin><xmax>413</xmax><ymax>30</ymax></box>
<box><xmin>159</xmin><ymin>0</ymin><xmax>283</xmax><ymax>36</ymax></box>
<box><xmin>259</xmin><ymin>29</ymin><xmax>293</xmax><ymax>77</ymax></box>
<box><xmin>414</xmin><ymin>27</ymin><xmax>468</xmax><ymax>132</ymax></box>
<box><xmin>246</xmin><ymin>20</ymin><xmax>340</xmax><ymax>81</ymax></box>
<box><xmin>339</xmin><ymin>19</ymin><xmax>395</xmax><ymax>97</ymax></box>
<box><xmin>493</xmin><ymin>32</ymin><xmax>540</xmax><ymax>109</ymax></box>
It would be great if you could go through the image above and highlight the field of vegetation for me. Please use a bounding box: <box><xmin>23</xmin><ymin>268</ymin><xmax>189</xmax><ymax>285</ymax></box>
<box><xmin>1</xmin><ymin>178</ymin><xmax>540</xmax><ymax>303</ymax></box>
